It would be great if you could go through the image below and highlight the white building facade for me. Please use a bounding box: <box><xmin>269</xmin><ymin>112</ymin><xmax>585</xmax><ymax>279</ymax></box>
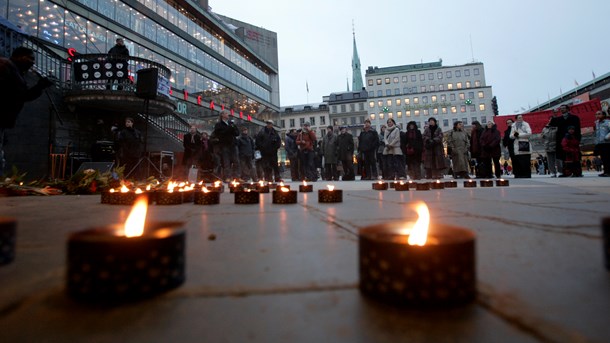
<box><xmin>365</xmin><ymin>60</ymin><xmax>495</xmax><ymax>131</ymax></box>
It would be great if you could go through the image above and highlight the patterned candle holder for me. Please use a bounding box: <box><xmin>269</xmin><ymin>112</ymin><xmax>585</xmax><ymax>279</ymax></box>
<box><xmin>430</xmin><ymin>180</ymin><xmax>445</xmax><ymax>190</ymax></box>
<box><xmin>0</xmin><ymin>217</ymin><xmax>16</xmax><ymax>266</ymax></box>
<box><xmin>194</xmin><ymin>189</ymin><xmax>221</xmax><ymax>205</ymax></box>
<box><xmin>480</xmin><ymin>180</ymin><xmax>494</xmax><ymax>187</ymax></box>
<box><xmin>407</xmin><ymin>181</ymin><xmax>417</xmax><ymax>190</ymax></box>
<box><xmin>274</xmin><ymin>183</ymin><xmax>290</xmax><ymax>191</ymax></box>
<box><xmin>416</xmin><ymin>182</ymin><xmax>430</xmax><ymax>191</ymax></box>
<box><xmin>272</xmin><ymin>189</ymin><xmax>298</xmax><ymax>204</ymax></box>
<box><xmin>372</xmin><ymin>182</ymin><xmax>389</xmax><ymax>190</ymax></box>
<box><xmin>234</xmin><ymin>190</ymin><xmax>260</xmax><ymax>204</ymax></box>
<box><xmin>444</xmin><ymin>180</ymin><xmax>458</xmax><ymax>188</ymax></box>
<box><xmin>394</xmin><ymin>182</ymin><xmax>410</xmax><ymax>191</ymax></box>
<box><xmin>229</xmin><ymin>184</ymin><xmax>244</xmax><ymax>193</ymax></box>
<box><xmin>299</xmin><ymin>182</ymin><xmax>313</xmax><ymax>192</ymax></box>
<box><xmin>180</xmin><ymin>189</ymin><xmax>195</xmax><ymax>202</ymax></box>
<box><xmin>464</xmin><ymin>180</ymin><xmax>477</xmax><ymax>188</ymax></box>
<box><xmin>389</xmin><ymin>181</ymin><xmax>397</xmax><ymax>189</ymax></box>
<box><xmin>318</xmin><ymin>186</ymin><xmax>343</xmax><ymax>203</ymax></box>
<box><xmin>156</xmin><ymin>191</ymin><xmax>183</xmax><ymax>205</ymax></box>
<box><xmin>495</xmin><ymin>179</ymin><xmax>509</xmax><ymax>187</ymax></box>
<box><xmin>101</xmin><ymin>189</ymin><xmax>136</xmax><ymax>205</ymax></box>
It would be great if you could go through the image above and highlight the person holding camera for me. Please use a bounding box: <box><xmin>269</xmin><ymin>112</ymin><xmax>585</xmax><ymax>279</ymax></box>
<box><xmin>213</xmin><ymin>109</ymin><xmax>240</xmax><ymax>182</ymax></box>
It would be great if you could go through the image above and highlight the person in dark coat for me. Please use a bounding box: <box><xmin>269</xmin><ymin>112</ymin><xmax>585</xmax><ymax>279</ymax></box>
<box><xmin>551</xmin><ymin>104</ymin><xmax>581</xmax><ymax>177</ymax></box>
<box><xmin>213</xmin><ymin>109</ymin><xmax>240</xmax><ymax>181</ymax></box>
<box><xmin>502</xmin><ymin>118</ymin><xmax>515</xmax><ymax>163</ymax></box>
<box><xmin>0</xmin><ymin>47</ymin><xmax>53</xmax><ymax>175</ymax></box>
<box><xmin>183</xmin><ymin>125</ymin><xmax>201</xmax><ymax>168</ymax></box>
<box><xmin>469</xmin><ymin>121</ymin><xmax>484</xmax><ymax>178</ymax></box>
<box><xmin>561</xmin><ymin>126</ymin><xmax>582</xmax><ymax>177</ymax></box>
<box><xmin>479</xmin><ymin>121</ymin><xmax>502</xmax><ymax>178</ymax></box>
<box><xmin>107</xmin><ymin>38</ymin><xmax>130</xmax><ymax>90</ymax></box>
<box><xmin>296</xmin><ymin>122</ymin><xmax>317</xmax><ymax>181</ymax></box>
<box><xmin>320</xmin><ymin>126</ymin><xmax>338</xmax><ymax>180</ymax></box>
<box><xmin>422</xmin><ymin>117</ymin><xmax>445</xmax><ymax>179</ymax></box>
<box><xmin>404</xmin><ymin>121</ymin><xmax>423</xmax><ymax>180</ymax></box>
<box><xmin>256</xmin><ymin>120</ymin><xmax>282</xmax><ymax>182</ymax></box>
<box><xmin>336</xmin><ymin>126</ymin><xmax>355</xmax><ymax>180</ymax></box>
<box><xmin>358</xmin><ymin>119</ymin><xmax>379</xmax><ymax>180</ymax></box>
<box><xmin>284</xmin><ymin>129</ymin><xmax>300</xmax><ymax>181</ymax></box>
<box><xmin>116</xmin><ymin>117</ymin><xmax>143</xmax><ymax>176</ymax></box>
<box><xmin>237</xmin><ymin>127</ymin><xmax>257</xmax><ymax>182</ymax></box>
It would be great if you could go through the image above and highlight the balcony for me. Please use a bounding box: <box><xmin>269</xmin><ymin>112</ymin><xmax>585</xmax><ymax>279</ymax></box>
<box><xmin>63</xmin><ymin>54</ymin><xmax>176</xmax><ymax>115</ymax></box>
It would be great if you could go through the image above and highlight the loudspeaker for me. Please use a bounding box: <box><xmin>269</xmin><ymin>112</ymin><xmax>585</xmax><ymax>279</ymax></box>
<box><xmin>136</xmin><ymin>68</ymin><xmax>158</xmax><ymax>99</ymax></box>
<box><xmin>75</xmin><ymin>162</ymin><xmax>114</xmax><ymax>175</ymax></box>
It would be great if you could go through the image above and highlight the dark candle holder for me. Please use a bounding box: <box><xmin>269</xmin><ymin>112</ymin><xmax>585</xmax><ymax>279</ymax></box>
<box><xmin>603</xmin><ymin>217</ymin><xmax>610</xmax><ymax>271</ymax></box>
<box><xmin>257</xmin><ymin>185</ymin><xmax>270</xmax><ymax>193</ymax></box>
<box><xmin>394</xmin><ymin>182</ymin><xmax>410</xmax><ymax>191</ymax></box>
<box><xmin>359</xmin><ymin>221</ymin><xmax>476</xmax><ymax>307</ymax></box>
<box><xmin>495</xmin><ymin>179</ymin><xmax>509</xmax><ymax>187</ymax></box>
<box><xmin>101</xmin><ymin>190</ymin><xmax>136</xmax><ymax>205</ymax></box>
<box><xmin>156</xmin><ymin>191</ymin><xmax>183</xmax><ymax>205</ymax></box>
<box><xmin>194</xmin><ymin>190</ymin><xmax>220</xmax><ymax>205</ymax></box>
<box><xmin>480</xmin><ymin>180</ymin><xmax>494</xmax><ymax>187</ymax></box>
<box><xmin>272</xmin><ymin>190</ymin><xmax>298</xmax><ymax>204</ymax></box>
<box><xmin>299</xmin><ymin>184</ymin><xmax>313</xmax><ymax>192</ymax></box>
<box><xmin>430</xmin><ymin>181</ymin><xmax>445</xmax><ymax>190</ymax></box>
<box><xmin>0</xmin><ymin>217</ymin><xmax>16</xmax><ymax>266</ymax></box>
<box><xmin>444</xmin><ymin>180</ymin><xmax>458</xmax><ymax>188</ymax></box>
<box><xmin>407</xmin><ymin>181</ymin><xmax>417</xmax><ymax>190</ymax></box>
<box><xmin>372</xmin><ymin>182</ymin><xmax>389</xmax><ymax>191</ymax></box>
<box><xmin>389</xmin><ymin>181</ymin><xmax>397</xmax><ymax>189</ymax></box>
<box><xmin>275</xmin><ymin>184</ymin><xmax>290</xmax><ymax>191</ymax></box>
<box><xmin>229</xmin><ymin>184</ymin><xmax>244</xmax><ymax>193</ymax></box>
<box><xmin>416</xmin><ymin>182</ymin><xmax>430</xmax><ymax>191</ymax></box>
<box><xmin>464</xmin><ymin>180</ymin><xmax>477</xmax><ymax>188</ymax></box>
<box><xmin>180</xmin><ymin>190</ymin><xmax>195</xmax><ymax>203</ymax></box>
<box><xmin>235</xmin><ymin>190</ymin><xmax>260</xmax><ymax>204</ymax></box>
<box><xmin>209</xmin><ymin>185</ymin><xmax>224</xmax><ymax>193</ymax></box>
<box><xmin>318</xmin><ymin>189</ymin><xmax>343</xmax><ymax>203</ymax></box>
<box><xmin>67</xmin><ymin>221</ymin><xmax>185</xmax><ymax>302</ymax></box>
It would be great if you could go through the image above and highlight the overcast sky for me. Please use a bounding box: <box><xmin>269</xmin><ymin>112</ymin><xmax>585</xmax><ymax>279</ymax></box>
<box><xmin>211</xmin><ymin>0</ymin><xmax>610</xmax><ymax>114</ymax></box>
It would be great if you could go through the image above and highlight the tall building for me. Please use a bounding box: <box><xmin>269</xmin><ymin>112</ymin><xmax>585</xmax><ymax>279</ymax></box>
<box><xmin>365</xmin><ymin>60</ymin><xmax>494</xmax><ymax>132</ymax></box>
<box><xmin>351</xmin><ymin>30</ymin><xmax>363</xmax><ymax>92</ymax></box>
<box><xmin>0</xmin><ymin>0</ymin><xmax>279</xmax><ymax>178</ymax></box>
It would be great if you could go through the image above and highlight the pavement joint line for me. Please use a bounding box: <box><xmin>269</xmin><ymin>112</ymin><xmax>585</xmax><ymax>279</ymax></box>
<box><xmin>300</xmin><ymin>204</ymin><xmax>359</xmax><ymax>239</ymax></box>
<box><xmin>169</xmin><ymin>283</ymin><xmax>359</xmax><ymax>299</ymax></box>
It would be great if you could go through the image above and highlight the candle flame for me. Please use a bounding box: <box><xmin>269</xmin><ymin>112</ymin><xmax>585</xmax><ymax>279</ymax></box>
<box><xmin>109</xmin><ymin>188</ymin><xmax>116</xmax><ymax>193</ymax></box>
<box><xmin>120</xmin><ymin>185</ymin><xmax>129</xmax><ymax>193</ymax></box>
<box><xmin>407</xmin><ymin>202</ymin><xmax>430</xmax><ymax>246</ymax></box>
<box><xmin>146</xmin><ymin>184</ymin><xmax>152</xmax><ymax>191</ymax></box>
<box><xmin>202</xmin><ymin>186</ymin><xmax>210</xmax><ymax>193</ymax></box>
<box><xmin>124</xmin><ymin>197</ymin><xmax>147</xmax><ymax>237</ymax></box>
<box><xmin>436</xmin><ymin>180</ymin><xmax>441</xmax><ymax>183</ymax></box>
<box><xmin>327</xmin><ymin>185</ymin><xmax>335</xmax><ymax>191</ymax></box>
<box><xmin>399</xmin><ymin>181</ymin><xmax>405</xmax><ymax>185</ymax></box>
<box><xmin>279</xmin><ymin>181</ymin><xmax>285</xmax><ymax>187</ymax></box>
<box><xmin>378</xmin><ymin>181</ymin><xmax>383</xmax><ymax>184</ymax></box>
<box><xmin>231</xmin><ymin>180</ymin><xmax>239</xmax><ymax>186</ymax></box>
<box><xmin>135</xmin><ymin>188</ymin><xmax>143</xmax><ymax>194</ymax></box>
<box><xmin>259</xmin><ymin>180</ymin><xmax>265</xmax><ymax>186</ymax></box>
<box><xmin>280</xmin><ymin>187</ymin><xmax>290</xmax><ymax>192</ymax></box>
<box><xmin>302</xmin><ymin>180</ymin><xmax>308</xmax><ymax>186</ymax></box>
<box><xmin>214</xmin><ymin>181</ymin><xmax>221</xmax><ymax>187</ymax></box>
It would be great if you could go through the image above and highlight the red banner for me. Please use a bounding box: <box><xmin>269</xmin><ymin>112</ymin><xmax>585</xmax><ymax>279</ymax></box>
<box><xmin>495</xmin><ymin>98</ymin><xmax>601</xmax><ymax>134</ymax></box>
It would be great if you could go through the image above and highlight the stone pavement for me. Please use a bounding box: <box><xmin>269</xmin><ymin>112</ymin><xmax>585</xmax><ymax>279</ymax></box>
<box><xmin>0</xmin><ymin>172</ymin><xmax>609</xmax><ymax>342</ymax></box>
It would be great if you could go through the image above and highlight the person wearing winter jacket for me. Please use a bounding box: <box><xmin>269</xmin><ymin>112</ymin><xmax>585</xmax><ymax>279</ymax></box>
<box><xmin>479</xmin><ymin>121</ymin><xmax>502</xmax><ymax>178</ymax></box>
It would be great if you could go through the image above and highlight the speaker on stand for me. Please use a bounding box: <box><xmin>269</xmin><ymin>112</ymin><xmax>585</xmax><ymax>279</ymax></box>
<box><xmin>125</xmin><ymin>68</ymin><xmax>163</xmax><ymax>180</ymax></box>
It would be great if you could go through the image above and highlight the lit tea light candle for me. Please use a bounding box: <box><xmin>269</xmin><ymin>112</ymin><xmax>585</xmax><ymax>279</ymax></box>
<box><xmin>416</xmin><ymin>182</ymin><xmax>430</xmax><ymax>191</ymax></box>
<box><xmin>389</xmin><ymin>181</ymin><xmax>398</xmax><ymax>189</ymax></box>
<box><xmin>210</xmin><ymin>180</ymin><xmax>225</xmax><ymax>193</ymax></box>
<box><xmin>444</xmin><ymin>180</ymin><xmax>458</xmax><ymax>188</ymax></box>
<box><xmin>256</xmin><ymin>181</ymin><xmax>270</xmax><ymax>193</ymax></box>
<box><xmin>394</xmin><ymin>181</ymin><xmax>410</xmax><ymax>191</ymax></box>
<box><xmin>480</xmin><ymin>180</ymin><xmax>494</xmax><ymax>187</ymax></box>
<box><xmin>101</xmin><ymin>185</ymin><xmax>136</xmax><ymax>205</ymax></box>
<box><xmin>179</xmin><ymin>184</ymin><xmax>195</xmax><ymax>202</ymax></box>
<box><xmin>430</xmin><ymin>180</ymin><xmax>445</xmax><ymax>190</ymax></box>
<box><xmin>275</xmin><ymin>181</ymin><xmax>290</xmax><ymax>191</ymax></box>
<box><xmin>234</xmin><ymin>188</ymin><xmax>260</xmax><ymax>204</ymax></box>
<box><xmin>229</xmin><ymin>180</ymin><xmax>243</xmax><ymax>193</ymax></box>
<box><xmin>318</xmin><ymin>185</ymin><xmax>343</xmax><ymax>203</ymax></box>
<box><xmin>464</xmin><ymin>180</ymin><xmax>477</xmax><ymax>188</ymax></box>
<box><xmin>194</xmin><ymin>187</ymin><xmax>220</xmax><ymax>205</ymax></box>
<box><xmin>359</xmin><ymin>202</ymin><xmax>476</xmax><ymax>307</ymax></box>
<box><xmin>407</xmin><ymin>180</ymin><xmax>417</xmax><ymax>189</ymax></box>
<box><xmin>372</xmin><ymin>181</ymin><xmax>389</xmax><ymax>191</ymax></box>
<box><xmin>495</xmin><ymin>179</ymin><xmax>509</xmax><ymax>187</ymax></box>
<box><xmin>0</xmin><ymin>217</ymin><xmax>17</xmax><ymax>266</ymax></box>
<box><xmin>299</xmin><ymin>180</ymin><xmax>313</xmax><ymax>192</ymax></box>
<box><xmin>156</xmin><ymin>182</ymin><xmax>183</xmax><ymax>205</ymax></box>
<box><xmin>67</xmin><ymin>197</ymin><xmax>185</xmax><ymax>302</ymax></box>
<box><xmin>272</xmin><ymin>187</ymin><xmax>298</xmax><ymax>204</ymax></box>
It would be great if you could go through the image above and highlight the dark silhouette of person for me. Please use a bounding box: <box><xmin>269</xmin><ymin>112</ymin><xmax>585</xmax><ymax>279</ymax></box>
<box><xmin>107</xmin><ymin>38</ymin><xmax>130</xmax><ymax>90</ymax></box>
<box><xmin>115</xmin><ymin>117</ymin><xmax>143</xmax><ymax>176</ymax></box>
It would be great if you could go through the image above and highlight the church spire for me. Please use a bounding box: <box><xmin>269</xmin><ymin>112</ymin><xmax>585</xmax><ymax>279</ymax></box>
<box><xmin>351</xmin><ymin>21</ymin><xmax>364</xmax><ymax>92</ymax></box>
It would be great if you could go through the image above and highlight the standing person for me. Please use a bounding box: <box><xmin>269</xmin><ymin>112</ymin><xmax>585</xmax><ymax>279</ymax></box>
<box><xmin>551</xmin><ymin>104</ymin><xmax>581</xmax><ymax>177</ymax></box>
<box><xmin>404</xmin><ymin>121</ymin><xmax>423</xmax><ymax>180</ymax></box>
<box><xmin>116</xmin><ymin>117</ymin><xmax>143</xmax><ymax>176</ymax></box>
<box><xmin>237</xmin><ymin>127</ymin><xmax>257</xmax><ymax>182</ymax></box>
<box><xmin>0</xmin><ymin>47</ymin><xmax>53</xmax><ymax>175</ymax></box>
<box><xmin>446</xmin><ymin>121</ymin><xmax>471</xmax><ymax>179</ymax></box>
<box><xmin>422</xmin><ymin>117</ymin><xmax>445</xmax><ymax>179</ymax></box>
<box><xmin>561</xmin><ymin>126</ymin><xmax>582</xmax><ymax>177</ymax></box>
<box><xmin>479</xmin><ymin>121</ymin><xmax>502</xmax><ymax>178</ymax></box>
<box><xmin>107</xmin><ymin>38</ymin><xmax>130</xmax><ymax>90</ymax></box>
<box><xmin>358</xmin><ymin>119</ymin><xmax>379</xmax><ymax>180</ymax></box>
<box><xmin>541</xmin><ymin>116</ymin><xmax>559</xmax><ymax>177</ymax></box>
<box><xmin>594</xmin><ymin>111</ymin><xmax>610</xmax><ymax>176</ymax></box>
<box><xmin>182</xmin><ymin>125</ymin><xmax>201</xmax><ymax>169</ymax></box>
<box><xmin>199</xmin><ymin>132</ymin><xmax>215</xmax><ymax>179</ymax></box>
<box><xmin>337</xmin><ymin>126</ymin><xmax>355</xmax><ymax>180</ymax></box>
<box><xmin>510</xmin><ymin>114</ymin><xmax>532</xmax><ymax>178</ymax></box>
<box><xmin>284</xmin><ymin>129</ymin><xmax>300</xmax><ymax>181</ymax></box>
<box><xmin>377</xmin><ymin>125</ymin><xmax>387</xmax><ymax>179</ymax></box>
<box><xmin>256</xmin><ymin>120</ymin><xmax>282</xmax><ymax>182</ymax></box>
<box><xmin>296</xmin><ymin>122</ymin><xmax>317</xmax><ymax>181</ymax></box>
<box><xmin>502</xmin><ymin>118</ymin><xmax>515</xmax><ymax>165</ymax></box>
<box><xmin>383</xmin><ymin>119</ymin><xmax>403</xmax><ymax>180</ymax></box>
<box><xmin>213</xmin><ymin>109</ymin><xmax>240</xmax><ymax>182</ymax></box>
<box><xmin>469</xmin><ymin>121</ymin><xmax>484</xmax><ymax>178</ymax></box>
<box><xmin>320</xmin><ymin>126</ymin><xmax>338</xmax><ymax>180</ymax></box>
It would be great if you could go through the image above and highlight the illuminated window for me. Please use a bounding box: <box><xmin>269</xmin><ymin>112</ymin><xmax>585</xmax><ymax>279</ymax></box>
<box><xmin>368</xmin><ymin>79</ymin><xmax>373</xmax><ymax>86</ymax></box>
<box><xmin>379</xmin><ymin>112</ymin><xmax>384</xmax><ymax>119</ymax></box>
<box><xmin>376</xmin><ymin>79</ymin><xmax>382</xmax><ymax>85</ymax></box>
<box><xmin>404</xmin><ymin>98</ymin><xmax>410</xmax><ymax>105</ymax></box>
<box><xmin>431</xmin><ymin>95</ymin><xmax>437</xmax><ymax>103</ymax></box>
<box><xmin>369</xmin><ymin>101</ymin><xmax>375</xmax><ymax>108</ymax></box>
<box><xmin>451</xmin><ymin>106</ymin><xmax>457</xmax><ymax>113</ymax></box>
<box><xmin>479</xmin><ymin>104</ymin><xmax>486</xmax><ymax>111</ymax></box>
<box><xmin>478</xmin><ymin>91</ymin><xmax>484</xmax><ymax>98</ymax></box>
<box><xmin>385</xmin><ymin>78</ymin><xmax>390</xmax><ymax>84</ymax></box>
<box><xmin>396</xmin><ymin>99</ymin><xmax>402</xmax><ymax>106</ymax></box>
<box><xmin>466</xmin><ymin>81</ymin><xmax>471</xmax><ymax>88</ymax></box>
<box><xmin>447</xmin><ymin>83</ymin><xmax>453</xmax><ymax>90</ymax></box>
<box><xmin>414</xmin><ymin>110</ymin><xmax>420</xmax><ymax>116</ymax></box>
<box><xmin>475</xmin><ymin>80</ymin><xmax>481</xmax><ymax>87</ymax></box>
<box><xmin>423</xmin><ymin>109</ymin><xmax>429</xmax><ymax>116</ymax></box>
<box><xmin>370</xmin><ymin>113</ymin><xmax>376</xmax><ymax>119</ymax></box>
<box><xmin>378</xmin><ymin>101</ymin><xmax>383</xmax><ymax>107</ymax></box>
<box><xmin>414</xmin><ymin>97</ymin><xmax>419</xmax><ymax>104</ymax></box>
<box><xmin>393</xmin><ymin>77</ymin><xmax>399</xmax><ymax>83</ymax></box>
<box><xmin>406</xmin><ymin>110</ymin><xmax>411</xmax><ymax>117</ymax></box>
<box><xmin>433</xmin><ymin>108</ymin><xmax>438</xmax><ymax>115</ymax></box>
<box><xmin>460</xmin><ymin>105</ymin><xmax>466</xmax><ymax>113</ymax></box>
<box><xmin>388</xmin><ymin>112</ymin><xmax>393</xmax><ymax>118</ymax></box>
<box><xmin>386</xmin><ymin>99</ymin><xmax>392</xmax><ymax>106</ymax></box>
<box><xmin>397</xmin><ymin>111</ymin><xmax>402</xmax><ymax>118</ymax></box>
<box><xmin>457</xmin><ymin>82</ymin><xmax>463</xmax><ymax>89</ymax></box>
<box><xmin>459</xmin><ymin>93</ymin><xmax>465</xmax><ymax>100</ymax></box>
<box><xmin>442</xmin><ymin>107</ymin><xmax>448</xmax><ymax>114</ymax></box>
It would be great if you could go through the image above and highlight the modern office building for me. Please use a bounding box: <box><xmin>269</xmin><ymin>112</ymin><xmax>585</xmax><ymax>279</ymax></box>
<box><xmin>0</xmin><ymin>0</ymin><xmax>279</xmax><ymax>178</ymax></box>
<box><xmin>365</xmin><ymin>60</ymin><xmax>495</xmax><ymax>132</ymax></box>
